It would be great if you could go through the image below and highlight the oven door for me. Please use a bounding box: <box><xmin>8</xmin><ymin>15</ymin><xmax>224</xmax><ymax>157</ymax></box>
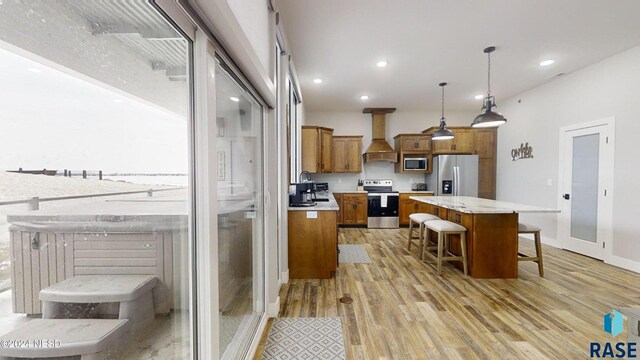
<box><xmin>367</xmin><ymin>193</ymin><xmax>399</xmax><ymax>228</ymax></box>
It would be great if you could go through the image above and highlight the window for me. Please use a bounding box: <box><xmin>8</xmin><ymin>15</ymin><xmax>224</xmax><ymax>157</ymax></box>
<box><xmin>0</xmin><ymin>1</ymin><xmax>193</xmax><ymax>358</ymax></box>
<box><xmin>289</xmin><ymin>81</ymin><xmax>301</xmax><ymax>183</ymax></box>
<box><xmin>215</xmin><ymin>58</ymin><xmax>266</xmax><ymax>359</ymax></box>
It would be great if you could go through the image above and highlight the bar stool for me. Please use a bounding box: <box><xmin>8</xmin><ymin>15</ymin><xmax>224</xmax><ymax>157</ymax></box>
<box><xmin>407</xmin><ymin>213</ymin><xmax>440</xmax><ymax>260</ymax></box>
<box><xmin>518</xmin><ymin>223</ymin><xmax>544</xmax><ymax>277</ymax></box>
<box><xmin>423</xmin><ymin>220</ymin><xmax>468</xmax><ymax>276</ymax></box>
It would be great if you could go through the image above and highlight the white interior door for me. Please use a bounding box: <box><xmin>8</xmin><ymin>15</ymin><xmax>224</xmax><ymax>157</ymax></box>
<box><xmin>558</xmin><ymin>119</ymin><xmax>614</xmax><ymax>259</ymax></box>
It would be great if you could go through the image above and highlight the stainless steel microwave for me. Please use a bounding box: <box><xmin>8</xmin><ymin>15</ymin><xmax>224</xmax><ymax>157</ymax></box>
<box><xmin>404</xmin><ymin>158</ymin><xmax>427</xmax><ymax>171</ymax></box>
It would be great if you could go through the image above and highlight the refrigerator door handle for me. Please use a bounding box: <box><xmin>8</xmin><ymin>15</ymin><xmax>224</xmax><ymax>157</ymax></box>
<box><xmin>454</xmin><ymin>166</ymin><xmax>460</xmax><ymax>196</ymax></box>
<box><xmin>452</xmin><ymin>166</ymin><xmax>457</xmax><ymax>196</ymax></box>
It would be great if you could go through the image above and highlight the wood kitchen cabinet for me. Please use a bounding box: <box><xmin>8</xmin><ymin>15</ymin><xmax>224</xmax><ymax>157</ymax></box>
<box><xmin>340</xmin><ymin>193</ymin><xmax>367</xmax><ymax>225</ymax></box>
<box><xmin>333</xmin><ymin>193</ymin><xmax>343</xmax><ymax>223</ymax></box>
<box><xmin>301</xmin><ymin>126</ymin><xmax>334</xmax><ymax>173</ymax></box>
<box><xmin>393</xmin><ymin>134</ymin><xmax>433</xmax><ymax>174</ymax></box>
<box><xmin>398</xmin><ymin>135</ymin><xmax>431</xmax><ymax>152</ymax></box>
<box><xmin>332</xmin><ymin>136</ymin><xmax>363</xmax><ymax>173</ymax></box>
<box><xmin>288</xmin><ymin>210</ymin><xmax>338</xmax><ymax>279</ymax></box>
<box><xmin>430</xmin><ymin>128</ymin><xmax>475</xmax><ymax>154</ymax></box>
<box><xmin>398</xmin><ymin>193</ymin><xmax>434</xmax><ymax>225</ymax></box>
<box><xmin>475</xmin><ymin>129</ymin><xmax>497</xmax><ymax>199</ymax></box>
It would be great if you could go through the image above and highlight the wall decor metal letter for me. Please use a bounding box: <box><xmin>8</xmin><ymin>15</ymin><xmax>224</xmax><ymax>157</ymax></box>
<box><xmin>511</xmin><ymin>142</ymin><xmax>534</xmax><ymax>161</ymax></box>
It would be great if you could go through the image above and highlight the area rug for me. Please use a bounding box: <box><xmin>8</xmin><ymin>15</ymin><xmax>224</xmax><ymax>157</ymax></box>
<box><xmin>262</xmin><ymin>317</ymin><xmax>346</xmax><ymax>360</ymax></box>
<box><xmin>338</xmin><ymin>244</ymin><xmax>371</xmax><ymax>264</ymax></box>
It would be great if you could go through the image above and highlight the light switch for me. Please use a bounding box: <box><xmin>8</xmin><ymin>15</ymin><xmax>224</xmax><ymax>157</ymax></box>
<box><xmin>546</xmin><ymin>179</ymin><xmax>553</xmax><ymax>187</ymax></box>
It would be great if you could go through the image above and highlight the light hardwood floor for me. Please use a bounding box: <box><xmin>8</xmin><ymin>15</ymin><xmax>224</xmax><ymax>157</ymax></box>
<box><xmin>255</xmin><ymin>228</ymin><xmax>640</xmax><ymax>359</ymax></box>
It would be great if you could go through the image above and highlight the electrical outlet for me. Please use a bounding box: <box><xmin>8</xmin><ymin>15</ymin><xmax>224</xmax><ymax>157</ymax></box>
<box><xmin>546</xmin><ymin>179</ymin><xmax>553</xmax><ymax>187</ymax></box>
<box><xmin>338</xmin><ymin>178</ymin><xmax>342</xmax><ymax>183</ymax></box>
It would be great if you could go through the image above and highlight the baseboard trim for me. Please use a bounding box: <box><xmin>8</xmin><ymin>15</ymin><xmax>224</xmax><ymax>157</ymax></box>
<box><xmin>280</xmin><ymin>270</ymin><xmax>289</xmax><ymax>285</ymax></box>
<box><xmin>520</xmin><ymin>233</ymin><xmax>562</xmax><ymax>249</ymax></box>
<box><xmin>606</xmin><ymin>255</ymin><xmax>640</xmax><ymax>274</ymax></box>
<box><xmin>244</xmin><ymin>313</ymin><xmax>268</xmax><ymax>360</ymax></box>
<box><xmin>267</xmin><ymin>296</ymin><xmax>280</xmax><ymax>318</ymax></box>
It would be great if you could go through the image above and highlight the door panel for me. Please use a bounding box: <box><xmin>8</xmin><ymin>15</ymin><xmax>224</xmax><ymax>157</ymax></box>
<box><xmin>560</xmin><ymin>121</ymin><xmax>614</xmax><ymax>260</ymax></box>
<box><xmin>570</xmin><ymin>134</ymin><xmax>599</xmax><ymax>242</ymax></box>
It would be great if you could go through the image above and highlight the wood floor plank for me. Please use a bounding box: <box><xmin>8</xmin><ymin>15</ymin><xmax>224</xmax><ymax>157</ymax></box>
<box><xmin>254</xmin><ymin>228</ymin><xmax>640</xmax><ymax>359</ymax></box>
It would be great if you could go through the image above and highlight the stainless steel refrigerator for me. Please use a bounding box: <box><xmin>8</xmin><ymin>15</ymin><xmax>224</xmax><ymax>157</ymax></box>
<box><xmin>426</xmin><ymin>155</ymin><xmax>479</xmax><ymax>196</ymax></box>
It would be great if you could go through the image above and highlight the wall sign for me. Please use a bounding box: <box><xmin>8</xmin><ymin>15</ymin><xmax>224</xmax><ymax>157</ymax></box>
<box><xmin>512</xmin><ymin>142</ymin><xmax>533</xmax><ymax>161</ymax></box>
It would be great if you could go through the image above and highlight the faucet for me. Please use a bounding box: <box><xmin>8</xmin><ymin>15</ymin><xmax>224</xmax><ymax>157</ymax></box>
<box><xmin>299</xmin><ymin>171</ymin><xmax>311</xmax><ymax>183</ymax></box>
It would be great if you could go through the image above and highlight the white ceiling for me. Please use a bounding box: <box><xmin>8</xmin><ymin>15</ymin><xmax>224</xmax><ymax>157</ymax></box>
<box><xmin>276</xmin><ymin>0</ymin><xmax>640</xmax><ymax>111</ymax></box>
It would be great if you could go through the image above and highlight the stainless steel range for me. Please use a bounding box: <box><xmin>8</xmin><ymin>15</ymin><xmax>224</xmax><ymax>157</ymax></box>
<box><xmin>363</xmin><ymin>179</ymin><xmax>399</xmax><ymax>228</ymax></box>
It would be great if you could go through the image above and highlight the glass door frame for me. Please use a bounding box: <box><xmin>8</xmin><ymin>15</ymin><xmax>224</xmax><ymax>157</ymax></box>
<box><xmin>192</xmin><ymin>30</ymin><xmax>269</xmax><ymax>360</ymax></box>
<box><xmin>557</xmin><ymin>117</ymin><xmax>615</xmax><ymax>261</ymax></box>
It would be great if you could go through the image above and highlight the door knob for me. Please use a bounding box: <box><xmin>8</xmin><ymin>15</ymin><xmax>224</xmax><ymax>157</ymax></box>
<box><xmin>563</xmin><ymin>194</ymin><xmax>570</xmax><ymax>200</ymax></box>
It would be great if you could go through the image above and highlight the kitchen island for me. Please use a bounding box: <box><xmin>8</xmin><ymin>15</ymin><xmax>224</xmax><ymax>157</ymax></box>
<box><xmin>410</xmin><ymin>196</ymin><xmax>559</xmax><ymax>279</ymax></box>
<box><xmin>288</xmin><ymin>193</ymin><xmax>340</xmax><ymax>279</ymax></box>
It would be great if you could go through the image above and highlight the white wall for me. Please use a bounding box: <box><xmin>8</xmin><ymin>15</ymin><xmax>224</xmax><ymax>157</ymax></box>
<box><xmin>227</xmin><ymin>0</ymin><xmax>271</xmax><ymax>76</ymax></box>
<box><xmin>497</xmin><ymin>45</ymin><xmax>640</xmax><ymax>265</ymax></box>
<box><xmin>305</xmin><ymin>110</ymin><xmax>477</xmax><ymax>191</ymax></box>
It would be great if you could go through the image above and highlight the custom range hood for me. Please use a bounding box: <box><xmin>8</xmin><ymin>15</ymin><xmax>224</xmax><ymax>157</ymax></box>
<box><xmin>362</xmin><ymin>108</ymin><xmax>398</xmax><ymax>163</ymax></box>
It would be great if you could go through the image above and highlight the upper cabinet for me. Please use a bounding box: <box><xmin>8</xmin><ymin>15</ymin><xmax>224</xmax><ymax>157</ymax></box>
<box><xmin>474</xmin><ymin>129</ymin><xmax>497</xmax><ymax>159</ymax></box>
<box><xmin>393</xmin><ymin>134</ymin><xmax>432</xmax><ymax>174</ymax></box>
<box><xmin>400</xmin><ymin>135</ymin><xmax>431</xmax><ymax>152</ymax></box>
<box><xmin>426</xmin><ymin>128</ymin><xmax>475</xmax><ymax>154</ymax></box>
<box><xmin>333</xmin><ymin>136</ymin><xmax>363</xmax><ymax>173</ymax></box>
<box><xmin>302</xmin><ymin>126</ymin><xmax>334</xmax><ymax>173</ymax></box>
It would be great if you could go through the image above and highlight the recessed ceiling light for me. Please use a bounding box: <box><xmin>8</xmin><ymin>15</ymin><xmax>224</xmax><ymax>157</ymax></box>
<box><xmin>539</xmin><ymin>59</ymin><xmax>555</xmax><ymax>67</ymax></box>
<box><xmin>360</xmin><ymin>95</ymin><xmax>369</xmax><ymax>100</ymax></box>
<box><xmin>474</xmin><ymin>94</ymin><xmax>484</xmax><ymax>100</ymax></box>
<box><xmin>28</xmin><ymin>68</ymin><xmax>42</xmax><ymax>73</ymax></box>
<box><xmin>229</xmin><ymin>97</ymin><xmax>240</xmax><ymax>102</ymax></box>
<box><xmin>313</xmin><ymin>78</ymin><xmax>323</xmax><ymax>84</ymax></box>
<box><xmin>376</xmin><ymin>60</ymin><xmax>388</xmax><ymax>68</ymax></box>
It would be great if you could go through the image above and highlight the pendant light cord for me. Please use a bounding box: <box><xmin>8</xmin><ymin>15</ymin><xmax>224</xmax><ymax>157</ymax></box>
<box><xmin>487</xmin><ymin>51</ymin><xmax>491</xmax><ymax>97</ymax></box>
<box><xmin>441</xmin><ymin>85</ymin><xmax>445</xmax><ymax>119</ymax></box>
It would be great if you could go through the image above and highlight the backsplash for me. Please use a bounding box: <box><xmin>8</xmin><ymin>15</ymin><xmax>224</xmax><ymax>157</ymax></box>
<box><xmin>309</xmin><ymin>162</ymin><xmax>428</xmax><ymax>192</ymax></box>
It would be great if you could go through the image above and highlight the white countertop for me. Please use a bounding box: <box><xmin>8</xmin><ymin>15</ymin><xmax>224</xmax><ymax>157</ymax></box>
<box><xmin>331</xmin><ymin>190</ymin><xmax>368</xmax><ymax>194</ymax></box>
<box><xmin>410</xmin><ymin>196</ymin><xmax>561</xmax><ymax>214</ymax></box>
<box><xmin>399</xmin><ymin>191</ymin><xmax>435</xmax><ymax>194</ymax></box>
<box><xmin>288</xmin><ymin>193</ymin><xmax>340</xmax><ymax>211</ymax></box>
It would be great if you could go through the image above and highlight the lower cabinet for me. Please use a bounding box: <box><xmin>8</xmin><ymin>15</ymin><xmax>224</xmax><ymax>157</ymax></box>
<box><xmin>288</xmin><ymin>210</ymin><xmax>338</xmax><ymax>279</ymax></box>
<box><xmin>337</xmin><ymin>193</ymin><xmax>367</xmax><ymax>225</ymax></box>
<box><xmin>399</xmin><ymin>193</ymin><xmax>434</xmax><ymax>225</ymax></box>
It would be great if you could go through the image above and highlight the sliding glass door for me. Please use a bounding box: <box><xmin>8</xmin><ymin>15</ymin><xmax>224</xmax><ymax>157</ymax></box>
<box><xmin>214</xmin><ymin>58</ymin><xmax>265</xmax><ymax>359</ymax></box>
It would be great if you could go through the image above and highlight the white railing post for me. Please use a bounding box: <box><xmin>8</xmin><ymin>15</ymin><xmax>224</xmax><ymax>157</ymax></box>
<box><xmin>28</xmin><ymin>197</ymin><xmax>40</xmax><ymax>211</ymax></box>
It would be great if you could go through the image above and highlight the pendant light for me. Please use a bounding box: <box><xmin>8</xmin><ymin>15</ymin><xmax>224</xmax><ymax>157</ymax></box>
<box><xmin>432</xmin><ymin>82</ymin><xmax>454</xmax><ymax>140</ymax></box>
<box><xmin>471</xmin><ymin>46</ymin><xmax>507</xmax><ymax>128</ymax></box>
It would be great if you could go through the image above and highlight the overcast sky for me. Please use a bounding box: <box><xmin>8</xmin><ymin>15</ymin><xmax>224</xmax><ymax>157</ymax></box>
<box><xmin>0</xmin><ymin>47</ymin><xmax>188</xmax><ymax>174</ymax></box>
